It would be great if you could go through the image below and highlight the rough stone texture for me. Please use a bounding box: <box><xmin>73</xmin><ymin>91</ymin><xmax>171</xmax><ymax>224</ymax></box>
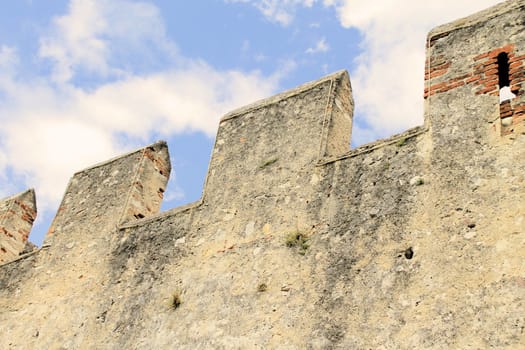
<box><xmin>0</xmin><ymin>189</ymin><xmax>37</xmax><ymax>264</ymax></box>
<box><xmin>1</xmin><ymin>2</ymin><xmax>525</xmax><ymax>348</ymax></box>
<box><xmin>0</xmin><ymin>142</ymin><xmax>170</xmax><ymax>350</ymax></box>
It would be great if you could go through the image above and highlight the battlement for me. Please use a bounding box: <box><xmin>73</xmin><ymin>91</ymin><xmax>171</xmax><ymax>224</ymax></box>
<box><xmin>424</xmin><ymin>0</ymin><xmax>525</xmax><ymax>136</ymax></box>
<box><xmin>0</xmin><ymin>189</ymin><xmax>36</xmax><ymax>264</ymax></box>
<box><xmin>0</xmin><ymin>1</ymin><xmax>524</xmax><ymax>348</ymax></box>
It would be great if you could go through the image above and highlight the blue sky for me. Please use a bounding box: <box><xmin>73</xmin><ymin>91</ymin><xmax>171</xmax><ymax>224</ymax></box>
<box><xmin>0</xmin><ymin>0</ymin><xmax>503</xmax><ymax>245</ymax></box>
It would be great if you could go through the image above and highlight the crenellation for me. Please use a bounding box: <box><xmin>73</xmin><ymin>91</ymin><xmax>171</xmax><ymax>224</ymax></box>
<box><xmin>425</xmin><ymin>1</ymin><xmax>525</xmax><ymax>138</ymax></box>
<box><xmin>319</xmin><ymin>70</ymin><xmax>353</xmax><ymax>158</ymax></box>
<box><xmin>0</xmin><ymin>1</ymin><xmax>524</xmax><ymax>348</ymax></box>
<box><xmin>0</xmin><ymin>189</ymin><xmax>37</xmax><ymax>264</ymax></box>
<box><xmin>43</xmin><ymin>141</ymin><xmax>170</xmax><ymax>251</ymax></box>
<box><xmin>120</xmin><ymin>143</ymin><xmax>171</xmax><ymax>223</ymax></box>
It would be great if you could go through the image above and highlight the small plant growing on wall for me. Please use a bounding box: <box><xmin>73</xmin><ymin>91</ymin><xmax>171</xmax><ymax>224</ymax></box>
<box><xmin>170</xmin><ymin>291</ymin><xmax>182</xmax><ymax>310</ymax></box>
<box><xmin>257</xmin><ymin>283</ymin><xmax>268</xmax><ymax>292</ymax></box>
<box><xmin>285</xmin><ymin>231</ymin><xmax>310</xmax><ymax>255</ymax></box>
<box><xmin>396</xmin><ymin>137</ymin><xmax>407</xmax><ymax>147</ymax></box>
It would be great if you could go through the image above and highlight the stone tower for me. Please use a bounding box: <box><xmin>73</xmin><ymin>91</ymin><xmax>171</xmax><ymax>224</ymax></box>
<box><xmin>1</xmin><ymin>1</ymin><xmax>524</xmax><ymax>348</ymax></box>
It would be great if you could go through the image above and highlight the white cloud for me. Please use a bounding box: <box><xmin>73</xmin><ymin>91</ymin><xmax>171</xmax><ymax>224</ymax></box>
<box><xmin>0</xmin><ymin>46</ymin><xmax>18</xmax><ymax>72</ymax></box>
<box><xmin>0</xmin><ymin>151</ymin><xmax>8</xmax><ymax>198</ymax></box>
<box><xmin>38</xmin><ymin>0</ymin><xmax>177</xmax><ymax>83</ymax></box>
<box><xmin>0</xmin><ymin>64</ymin><xmax>279</xmax><ymax>210</ymax></box>
<box><xmin>224</xmin><ymin>0</ymin><xmax>506</xmax><ymax>142</ymax></box>
<box><xmin>2</xmin><ymin>116</ymin><xmax>117</xmax><ymax>207</ymax></box>
<box><xmin>327</xmin><ymin>0</ymin><xmax>505</xmax><ymax>141</ymax></box>
<box><xmin>226</xmin><ymin>0</ymin><xmax>318</xmax><ymax>26</ymax></box>
<box><xmin>306</xmin><ymin>38</ymin><xmax>329</xmax><ymax>54</ymax></box>
<box><xmin>0</xmin><ymin>0</ymin><xmax>282</xmax><ymax>239</ymax></box>
<box><xmin>3</xmin><ymin>0</ymin><xmax>508</xmax><ymax>245</ymax></box>
<box><xmin>39</xmin><ymin>0</ymin><xmax>109</xmax><ymax>82</ymax></box>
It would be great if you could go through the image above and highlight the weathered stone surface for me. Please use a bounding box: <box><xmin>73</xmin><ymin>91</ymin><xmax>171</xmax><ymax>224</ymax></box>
<box><xmin>0</xmin><ymin>189</ymin><xmax>36</xmax><ymax>264</ymax></box>
<box><xmin>0</xmin><ymin>141</ymin><xmax>170</xmax><ymax>349</ymax></box>
<box><xmin>1</xmin><ymin>1</ymin><xmax>525</xmax><ymax>348</ymax></box>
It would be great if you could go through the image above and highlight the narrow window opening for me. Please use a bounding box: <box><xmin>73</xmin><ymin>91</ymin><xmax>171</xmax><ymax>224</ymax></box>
<box><xmin>497</xmin><ymin>52</ymin><xmax>515</xmax><ymax>134</ymax></box>
<box><xmin>497</xmin><ymin>53</ymin><xmax>510</xmax><ymax>87</ymax></box>
<box><xmin>497</xmin><ymin>52</ymin><xmax>516</xmax><ymax>102</ymax></box>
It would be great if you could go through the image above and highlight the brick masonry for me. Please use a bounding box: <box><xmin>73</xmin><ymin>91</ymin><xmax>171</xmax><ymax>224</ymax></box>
<box><xmin>425</xmin><ymin>41</ymin><xmax>525</xmax><ymax>135</ymax></box>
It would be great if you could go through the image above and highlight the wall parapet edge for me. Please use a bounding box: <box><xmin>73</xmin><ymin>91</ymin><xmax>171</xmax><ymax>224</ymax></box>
<box><xmin>0</xmin><ymin>244</ymin><xmax>50</xmax><ymax>268</ymax></box>
<box><xmin>317</xmin><ymin>125</ymin><xmax>428</xmax><ymax>166</ymax></box>
<box><xmin>428</xmin><ymin>0</ymin><xmax>525</xmax><ymax>42</ymax></box>
<box><xmin>72</xmin><ymin>140</ymin><xmax>168</xmax><ymax>176</ymax></box>
<box><xmin>118</xmin><ymin>200</ymin><xmax>201</xmax><ymax>230</ymax></box>
<box><xmin>221</xmin><ymin>70</ymin><xmax>348</xmax><ymax>123</ymax></box>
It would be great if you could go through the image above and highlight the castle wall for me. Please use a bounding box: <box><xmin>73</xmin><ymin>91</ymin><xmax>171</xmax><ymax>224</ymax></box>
<box><xmin>425</xmin><ymin>0</ymin><xmax>525</xmax><ymax>136</ymax></box>
<box><xmin>0</xmin><ymin>142</ymin><xmax>170</xmax><ymax>349</ymax></box>
<box><xmin>0</xmin><ymin>1</ymin><xmax>524</xmax><ymax>348</ymax></box>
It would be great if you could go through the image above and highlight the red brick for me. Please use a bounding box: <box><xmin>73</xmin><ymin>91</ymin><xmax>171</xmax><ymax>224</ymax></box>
<box><xmin>425</xmin><ymin>67</ymin><xmax>448</xmax><ymax>79</ymax></box>
<box><xmin>478</xmin><ymin>86</ymin><xmax>498</xmax><ymax>94</ymax></box>
<box><xmin>477</xmin><ymin>60</ymin><xmax>497</xmax><ymax>69</ymax></box>
<box><xmin>477</xmin><ymin>77</ymin><xmax>498</xmax><ymax>84</ymax></box>
<box><xmin>509</xmin><ymin>61</ymin><xmax>523</xmax><ymax>68</ymax></box>
<box><xmin>474</xmin><ymin>61</ymin><xmax>496</xmax><ymax>72</ymax></box>
<box><xmin>474</xmin><ymin>52</ymin><xmax>490</xmax><ymax>61</ymax></box>
<box><xmin>428</xmin><ymin>82</ymin><xmax>448</xmax><ymax>90</ymax></box>
<box><xmin>474</xmin><ymin>63</ymin><xmax>485</xmax><ymax>71</ymax></box>
<box><xmin>466</xmin><ymin>75</ymin><xmax>481</xmax><ymax>84</ymax></box>
<box><xmin>440</xmin><ymin>81</ymin><xmax>465</xmax><ymax>92</ymax></box>
<box><xmin>482</xmin><ymin>63</ymin><xmax>498</xmax><ymax>71</ymax></box>
<box><xmin>458</xmin><ymin>73</ymin><xmax>472</xmax><ymax>80</ymax></box>
<box><xmin>431</xmin><ymin>62</ymin><xmax>451</xmax><ymax>71</ymax></box>
<box><xmin>451</xmin><ymin>81</ymin><xmax>466</xmax><ymax>88</ymax></box>
<box><xmin>424</xmin><ymin>89</ymin><xmax>439</xmax><ymax>97</ymax></box>
<box><xmin>483</xmin><ymin>81</ymin><xmax>499</xmax><ymax>89</ymax></box>
<box><xmin>509</xmin><ymin>55</ymin><xmax>525</xmax><ymax>63</ymax></box>
<box><xmin>429</xmin><ymin>69</ymin><xmax>449</xmax><ymax>79</ymax></box>
<box><xmin>489</xmin><ymin>44</ymin><xmax>515</xmax><ymax>56</ymax></box>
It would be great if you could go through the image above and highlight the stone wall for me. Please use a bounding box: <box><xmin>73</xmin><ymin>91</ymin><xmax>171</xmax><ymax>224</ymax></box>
<box><xmin>0</xmin><ymin>189</ymin><xmax>36</xmax><ymax>264</ymax></box>
<box><xmin>425</xmin><ymin>0</ymin><xmax>525</xmax><ymax>136</ymax></box>
<box><xmin>0</xmin><ymin>1</ymin><xmax>524</xmax><ymax>348</ymax></box>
